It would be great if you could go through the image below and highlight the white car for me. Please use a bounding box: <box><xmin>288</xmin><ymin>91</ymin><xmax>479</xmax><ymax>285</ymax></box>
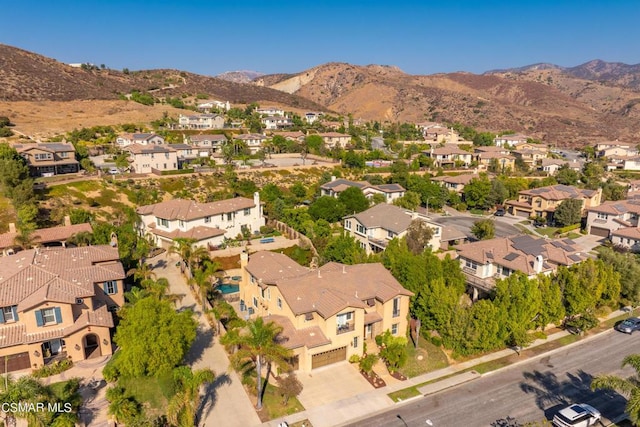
<box><xmin>552</xmin><ymin>403</ymin><xmax>601</xmax><ymax>427</ymax></box>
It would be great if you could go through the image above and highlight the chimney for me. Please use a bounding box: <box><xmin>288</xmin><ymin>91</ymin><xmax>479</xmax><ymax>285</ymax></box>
<box><xmin>317</xmin><ymin>269</ymin><xmax>321</xmax><ymax>279</ymax></box>
<box><xmin>253</xmin><ymin>191</ymin><xmax>260</xmax><ymax>208</ymax></box>
<box><xmin>331</xmin><ymin>176</ymin><xmax>337</xmax><ymax>182</ymax></box>
<box><xmin>8</xmin><ymin>223</ymin><xmax>16</xmax><ymax>233</ymax></box>
<box><xmin>534</xmin><ymin>255</ymin><xmax>544</xmax><ymax>274</ymax></box>
<box><xmin>240</xmin><ymin>251</ymin><xmax>249</xmax><ymax>269</ymax></box>
<box><xmin>64</xmin><ymin>215</ymin><xmax>72</xmax><ymax>227</ymax></box>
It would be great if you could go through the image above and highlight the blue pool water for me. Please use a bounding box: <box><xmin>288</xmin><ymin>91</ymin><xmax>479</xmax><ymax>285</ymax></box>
<box><xmin>217</xmin><ymin>284</ymin><xmax>239</xmax><ymax>294</ymax></box>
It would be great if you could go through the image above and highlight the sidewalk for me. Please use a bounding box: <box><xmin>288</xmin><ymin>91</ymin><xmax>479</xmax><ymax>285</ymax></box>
<box><xmin>149</xmin><ymin>253</ymin><xmax>261</xmax><ymax>427</ymax></box>
<box><xmin>264</xmin><ymin>309</ymin><xmax>629</xmax><ymax>427</ymax></box>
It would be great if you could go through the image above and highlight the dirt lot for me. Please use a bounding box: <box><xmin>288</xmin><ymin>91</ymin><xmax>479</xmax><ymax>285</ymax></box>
<box><xmin>0</xmin><ymin>100</ymin><xmax>187</xmax><ymax>139</ymax></box>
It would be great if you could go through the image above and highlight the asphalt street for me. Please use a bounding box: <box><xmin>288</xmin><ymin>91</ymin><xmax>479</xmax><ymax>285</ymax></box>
<box><xmin>347</xmin><ymin>328</ymin><xmax>638</xmax><ymax>427</ymax></box>
<box><xmin>432</xmin><ymin>215</ymin><xmax>522</xmax><ymax>238</ymax></box>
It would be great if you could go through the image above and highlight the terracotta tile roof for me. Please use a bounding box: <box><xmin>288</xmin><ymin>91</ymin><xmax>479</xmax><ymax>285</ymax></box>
<box><xmin>541</xmin><ymin>158</ymin><xmax>569</xmax><ymax>167</ymax></box>
<box><xmin>0</xmin><ymin>324</ymin><xmax>26</xmax><ymax>348</ymax></box>
<box><xmin>320</xmin><ymin>179</ymin><xmax>405</xmax><ymax>194</ymax></box>
<box><xmin>189</xmin><ymin>134</ymin><xmax>227</xmax><ymax>142</ymax></box>
<box><xmin>587</xmin><ymin>200</ymin><xmax>640</xmax><ymax>215</ymax></box>
<box><xmin>612</xmin><ymin>227</ymin><xmax>640</xmax><ymax>239</ymax></box>
<box><xmin>428</xmin><ymin>145</ymin><xmax>471</xmax><ymax>156</ymax></box>
<box><xmin>432</xmin><ymin>174</ymin><xmax>478</xmax><ymax>185</ymax></box>
<box><xmin>246</xmin><ymin>252</ymin><xmax>413</xmax><ymax>319</ymax></box>
<box><xmin>235</xmin><ymin>134</ymin><xmax>267</xmax><ymax>141</ymax></box>
<box><xmin>518</xmin><ymin>184</ymin><xmax>597</xmax><ymax>201</ymax></box>
<box><xmin>440</xmin><ymin>225</ymin><xmax>468</xmax><ymax>242</ymax></box>
<box><xmin>477</xmin><ymin>152</ymin><xmax>515</xmax><ymax>160</ymax></box>
<box><xmin>267</xmin><ymin>314</ymin><xmax>330</xmax><ymax>350</ymax></box>
<box><xmin>30</xmin><ymin>223</ymin><xmax>92</xmax><ymax>245</ymax></box>
<box><xmin>0</xmin><ymin>245</ymin><xmax>122</xmax><ymax>308</ymax></box>
<box><xmin>14</xmin><ymin>142</ymin><xmax>75</xmax><ymax>154</ymax></box>
<box><xmin>345</xmin><ymin>204</ymin><xmax>413</xmax><ymax>234</ymax></box>
<box><xmin>137</xmin><ymin>197</ymin><xmax>256</xmax><ymax>221</ymax></box>
<box><xmin>64</xmin><ymin>304</ymin><xmax>114</xmax><ymax>336</ymax></box>
<box><xmin>474</xmin><ymin>146</ymin><xmax>510</xmax><ymax>153</ymax></box>
<box><xmin>319</xmin><ymin>132</ymin><xmax>350</xmax><ymax>138</ymax></box>
<box><xmin>364</xmin><ymin>311</ymin><xmax>383</xmax><ymax>324</ymax></box>
<box><xmin>125</xmin><ymin>144</ymin><xmax>175</xmax><ymax>154</ymax></box>
<box><xmin>151</xmin><ymin>225</ymin><xmax>226</xmax><ymax>241</ymax></box>
<box><xmin>456</xmin><ymin>235</ymin><xmax>586</xmax><ymax>275</ymax></box>
<box><xmin>0</xmin><ymin>232</ymin><xmax>17</xmax><ymax>250</ymax></box>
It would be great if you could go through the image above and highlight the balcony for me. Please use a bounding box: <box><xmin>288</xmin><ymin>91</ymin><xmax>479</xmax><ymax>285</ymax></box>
<box><xmin>336</xmin><ymin>323</ymin><xmax>355</xmax><ymax>335</ymax></box>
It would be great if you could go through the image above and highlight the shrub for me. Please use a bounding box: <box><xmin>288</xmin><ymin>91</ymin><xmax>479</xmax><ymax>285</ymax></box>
<box><xmin>32</xmin><ymin>358</ymin><xmax>73</xmax><ymax>378</ymax></box>
<box><xmin>348</xmin><ymin>354</ymin><xmax>361</xmax><ymax>364</ymax></box>
<box><xmin>359</xmin><ymin>354</ymin><xmax>378</xmax><ymax>374</ymax></box>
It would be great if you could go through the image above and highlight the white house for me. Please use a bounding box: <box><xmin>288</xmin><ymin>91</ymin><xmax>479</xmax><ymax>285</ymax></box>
<box><xmin>424</xmin><ymin>145</ymin><xmax>473</xmax><ymax>167</ymax></box>
<box><xmin>585</xmin><ymin>199</ymin><xmax>640</xmax><ymax>238</ymax></box>
<box><xmin>116</xmin><ymin>133</ymin><xmax>165</xmax><ymax>147</ymax></box>
<box><xmin>136</xmin><ymin>193</ymin><xmax>266</xmax><ymax>250</ymax></box>
<box><xmin>178</xmin><ymin>114</ymin><xmax>225</xmax><ymax>130</ymax></box>
<box><xmin>261</xmin><ymin>116</ymin><xmax>293</xmax><ymax>130</ymax></box>
<box><xmin>235</xmin><ymin>134</ymin><xmax>268</xmax><ymax>154</ymax></box>
<box><xmin>494</xmin><ymin>134</ymin><xmax>530</xmax><ymax>147</ymax></box>
<box><xmin>343</xmin><ymin>204</ymin><xmax>442</xmax><ymax>254</ymax></box>
<box><xmin>197</xmin><ymin>100</ymin><xmax>231</xmax><ymax>112</ymax></box>
<box><xmin>124</xmin><ymin>144</ymin><xmax>178</xmax><ymax>174</ymax></box>
<box><xmin>320</xmin><ymin>177</ymin><xmax>405</xmax><ymax>203</ymax></box>
<box><xmin>304</xmin><ymin>112</ymin><xmax>321</xmax><ymax>124</ymax></box>
<box><xmin>256</xmin><ymin>107</ymin><xmax>285</xmax><ymax>117</ymax></box>
<box><xmin>185</xmin><ymin>134</ymin><xmax>227</xmax><ymax>156</ymax></box>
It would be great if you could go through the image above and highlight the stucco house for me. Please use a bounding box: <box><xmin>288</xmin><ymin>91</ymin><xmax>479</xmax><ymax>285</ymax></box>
<box><xmin>238</xmin><ymin>251</ymin><xmax>413</xmax><ymax>372</ymax></box>
<box><xmin>505</xmin><ymin>185</ymin><xmax>602</xmax><ymax>221</ymax></box>
<box><xmin>585</xmin><ymin>199</ymin><xmax>640</xmax><ymax>238</ymax></box>
<box><xmin>14</xmin><ymin>143</ymin><xmax>79</xmax><ymax>177</ymax></box>
<box><xmin>423</xmin><ymin>145</ymin><xmax>473</xmax><ymax>168</ymax></box>
<box><xmin>235</xmin><ymin>134</ymin><xmax>268</xmax><ymax>154</ymax></box>
<box><xmin>256</xmin><ymin>107</ymin><xmax>285</xmax><ymax>117</ymax></box>
<box><xmin>431</xmin><ymin>174</ymin><xmax>479</xmax><ymax>195</ymax></box>
<box><xmin>185</xmin><ymin>134</ymin><xmax>228</xmax><ymax>156</ymax></box>
<box><xmin>116</xmin><ymin>133</ymin><xmax>165</xmax><ymax>147</ymax></box>
<box><xmin>475</xmin><ymin>151</ymin><xmax>515</xmax><ymax>171</ymax></box>
<box><xmin>320</xmin><ymin>177</ymin><xmax>405</xmax><ymax>203</ymax></box>
<box><xmin>318</xmin><ymin>132</ymin><xmax>352</xmax><ymax>149</ymax></box>
<box><xmin>136</xmin><ymin>193</ymin><xmax>265</xmax><ymax>250</ymax></box>
<box><xmin>343</xmin><ymin>204</ymin><xmax>442</xmax><ymax>254</ymax></box>
<box><xmin>512</xmin><ymin>149</ymin><xmax>547</xmax><ymax>167</ymax></box>
<box><xmin>178</xmin><ymin>114</ymin><xmax>225</xmax><ymax>130</ymax></box>
<box><xmin>261</xmin><ymin>116</ymin><xmax>293</xmax><ymax>130</ymax></box>
<box><xmin>456</xmin><ymin>235</ymin><xmax>587</xmax><ymax>297</ymax></box>
<box><xmin>0</xmin><ymin>245</ymin><xmax>125</xmax><ymax>373</ymax></box>
<box><xmin>493</xmin><ymin>134</ymin><xmax>530</xmax><ymax>147</ymax></box>
<box><xmin>0</xmin><ymin>218</ymin><xmax>92</xmax><ymax>256</ymax></box>
<box><xmin>124</xmin><ymin>143</ymin><xmax>178</xmax><ymax>174</ymax></box>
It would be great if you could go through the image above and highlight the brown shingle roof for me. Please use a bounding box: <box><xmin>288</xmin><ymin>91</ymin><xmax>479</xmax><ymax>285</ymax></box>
<box><xmin>518</xmin><ymin>185</ymin><xmax>597</xmax><ymax>201</ymax></box>
<box><xmin>612</xmin><ymin>227</ymin><xmax>640</xmax><ymax>239</ymax></box>
<box><xmin>151</xmin><ymin>225</ymin><xmax>226</xmax><ymax>242</ymax></box>
<box><xmin>345</xmin><ymin>204</ymin><xmax>413</xmax><ymax>234</ymax></box>
<box><xmin>137</xmin><ymin>197</ymin><xmax>256</xmax><ymax>221</ymax></box>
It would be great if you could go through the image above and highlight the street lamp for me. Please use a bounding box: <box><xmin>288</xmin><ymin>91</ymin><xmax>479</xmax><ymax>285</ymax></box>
<box><xmin>397</xmin><ymin>414</ymin><xmax>409</xmax><ymax>427</ymax></box>
<box><xmin>425</xmin><ymin>197</ymin><xmax>432</xmax><ymax>217</ymax></box>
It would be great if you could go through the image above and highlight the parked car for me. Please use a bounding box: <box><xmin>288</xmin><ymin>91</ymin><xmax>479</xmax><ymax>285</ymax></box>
<box><xmin>615</xmin><ymin>317</ymin><xmax>640</xmax><ymax>334</ymax></box>
<box><xmin>108</xmin><ymin>167</ymin><xmax>120</xmax><ymax>175</ymax></box>
<box><xmin>552</xmin><ymin>403</ymin><xmax>600</xmax><ymax>427</ymax></box>
<box><xmin>495</xmin><ymin>209</ymin><xmax>505</xmax><ymax>217</ymax></box>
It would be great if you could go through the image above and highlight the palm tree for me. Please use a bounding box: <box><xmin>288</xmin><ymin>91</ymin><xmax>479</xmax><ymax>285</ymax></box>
<box><xmin>591</xmin><ymin>353</ymin><xmax>640</xmax><ymax>424</ymax></box>
<box><xmin>0</xmin><ymin>375</ymin><xmax>54</xmax><ymax>427</ymax></box>
<box><xmin>220</xmin><ymin>317</ymin><xmax>292</xmax><ymax>409</ymax></box>
<box><xmin>169</xmin><ymin>238</ymin><xmax>198</xmax><ymax>273</ymax></box>
<box><xmin>142</xmin><ymin>277</ymin><xmax>183</xmax><ymax>304</ymax></box>
<box><xmin>128</xmin><ymin>261</ymin><xmax>157</xmax><ymax>283</ymax></box>
<box><xmin>67</xmin><ymin>231</ymin><xmax>93</xmax><ymax>247</ymax></box>
<box><xmin>167</xmin><ymin>366</ymin><xmax>215</xmax><ymax>426</ymax></box>
<box><xmin>124</xmin><ymin>286</ymin><xmax>150</xmax><ymax>306</ymax></box>
<box><xmin>189</xmin><ymin>260</ymin><xmax>222</xmax><ymax>310</ymax></box>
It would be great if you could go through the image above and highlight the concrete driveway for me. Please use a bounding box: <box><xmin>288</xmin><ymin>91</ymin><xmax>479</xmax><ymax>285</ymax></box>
<box><xmin>296</xmin><ymin>362</ymin><xmax>372</xmax><ymax>408</ymax></box>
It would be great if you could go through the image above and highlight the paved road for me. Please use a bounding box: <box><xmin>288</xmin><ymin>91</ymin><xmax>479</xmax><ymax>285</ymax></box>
<box><xmin>432</xmin><ymin>215</ymin><xmax>522</xmax><ymax>238</ymax></box>
<box><xmin>347</xmin><ymin>329</ymin><xmax>637</xmax><ymax>427</ymax></box>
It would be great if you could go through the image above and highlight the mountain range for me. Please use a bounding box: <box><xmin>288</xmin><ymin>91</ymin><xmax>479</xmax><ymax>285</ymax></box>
<box><xmin>1</xmin><ymin>43</ymin><xmax>640</xmax><ymax>145</ymax></box>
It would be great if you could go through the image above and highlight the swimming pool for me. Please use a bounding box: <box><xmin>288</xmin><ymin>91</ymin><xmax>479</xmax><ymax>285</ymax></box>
<box><xmin>217</xmin><ymin>284</ymin><xmax>239</xmax><ymax>294</ymax></box>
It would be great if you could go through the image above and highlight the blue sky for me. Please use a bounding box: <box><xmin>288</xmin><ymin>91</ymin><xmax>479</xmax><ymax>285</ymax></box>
<box><xmin>2</xmin><ymin>0</ymin><xmax>638</xmax><ymax>77</ymax></box>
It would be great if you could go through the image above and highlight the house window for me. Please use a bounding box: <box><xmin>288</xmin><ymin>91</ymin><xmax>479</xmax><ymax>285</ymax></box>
<box><xmin>226</xmin><ymin>213</ymin><xmax>233</xmax><ymax>221</ymax></box>
<box><xmin>392</xmin><ymin>297</ymin><xmax>401</xmax><ymax>318</ymax></box>
<box><xmin>344</xmin><ymin>220</ymin><xmax>351</xmax><ymax>230</ymax></box>
<box><xmin>253</xmin><ymin>297</ymin><xmax>258</xmax><ymax>308</ymax></box>
<box><xmin>0</xmin><ymin>306</ymin><xmax>17</xmax><ymax>323</ymax></box>
<box><xmin>337</xmin><ymin>311</ymin><xmax>354</xmax><ymax>334</ymax></box>
<box><xmin>391</xmin><ymin>323</ymin><xmax>399</xmax><ymax>335</ymax></box>
<box><xmin>597</xmin><ymin>212</ymin><xmax>608</xmax><ymax>220</ymax></box>
<box><xmin>104</xmin><ymin>280</ymin><xmax>118</xmax><ymax>295</ymax></box>
<box><xmin>353</xmin><ymin>336</ymin><xmax>359</xmax><ymax>348</ymax></box>
<box><xmin>465</xmin><ymin>259</ymin><xmax>478</xmax><ymax>271</ymax></box>
<box><xmin>356</xmin><ymin>224</ymin><xmax>366</xmax><ymax>234</ymax></box>
<box><xmin>387</xmin><ymin>230</ymin><xmax>395</xmax><ymax>239</ymax></box>
<box><xmin>277</xmin><ymin>298</ymin><xmax>282</xmax><ymax>309</ymax></box>
<box><xmin>179</xmin><ymin>220</ymin><xmax>186</xmax><ymax>228</ymax></box>
<box><xmin>204</xmin><ymin>216</ymin><xmax>211</xmax><ymax>223</ymax></box>
<box><xmin>157</xmin><ymin>218</ymin><xmax>169</xmax><ymax>228</ymax></box>
<box><xmin>244</xmin><ymin>208</ymin><xmax>251</xmax><ymax>216</ymax></box>
<box><xmin>305</xmin><ymin>312</ymin><xmax>313</xmax><ymax>321</ymax></box>
<box><xmin>42</xmin><ymin>308</ymin><xmax>57</xmax><ymax>324</ymax></box>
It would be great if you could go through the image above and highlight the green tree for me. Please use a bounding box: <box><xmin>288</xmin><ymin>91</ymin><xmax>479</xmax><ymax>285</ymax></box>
<box><xmin>494</xmin><ymin>273</ymin><xmax>542</xmax><ymax>349</ymax></box>
<box><xmin>377</xmin><ymin>330</ymin><xmax>408</xmax><ymax>373</ymax></box>
<box><xmin>536</xmin><ymin>274</ymin><xmax>566</xmax><ymax>329</ymax></box>
<box><xmin>555</xmin><ymin>165</ymin><xmax>579</xmax><ymax>186</ymax></box>
<box><xmin>405</xmin><ymin>219</ymin><xmax>435</xmax><ymax>255</ymax></box>
<box><xmin>167</xmin><ymin>366</ymin><xmax>215</xmax><ymax>426</ymax></box>
<box><xmin>113</xmin><ymin>297</ymin><xmax>197</xmax><ymax>377</ymax></box>
<box><xmin>220</xmin><ymin>318</ymin><xmax>292</xmax><ymax>409</ymax></box>
<box><xmin>15</xmin><ymin>203</ymin><xmax>38</xmax><ymax>249</ymax></box>
<box><xmin>392</xmin><ymin>190</ymin><xmax>422</xmax><ymax>210</ymax></box>
<box><xmin>338</xmin><ymin>187</ymin><xmax>369</xmax><ymax>214</ymax></box>
<box><xmin>487</xmin><ymin>179</ymin><xmax>508</xmax><ymax>207</ymax></box>
<box><xmin>591</xmin><ymin>354</ymin><xmax>640</xmax><ymax>425</ymax></box>
<box><xmin>463</xmin><ymin>175</ymin><xmax>492</xmax><ymax>210</ymax></box>
<box><xmin>597</xmin><ymin>247</ymin><xmax>640</xmax><ymax>306</ymax></box>
<box><xmin>581</xmin><ymin>161</ymin><xmax>605</xmax><ymax>189</ymax></box>
<box><xmin>322</xmin><ymin>233</ymin><xmax>366</xmax><ymax>265</ymax></box>
<box><xmin>471</xmin><ymin>219</ymin><xmax>495</xmax><ymax>240</ymax></box>
<box><xmin>308</xmin><ymin>196</ymin><xmax>346</xmax><ymax>223</ymax></box>
<box><xmin>553</xmin><ymin>199</ymin><xmax>582</xmax><ymax>227</ymax></box>
<box><xmin>601</xmin><ymin>179</ymin><xmax>627</xmax><ymax>201</ymax></box>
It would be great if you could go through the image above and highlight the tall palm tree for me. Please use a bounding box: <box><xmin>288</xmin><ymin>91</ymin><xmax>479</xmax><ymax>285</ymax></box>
<box><xmin>0</xmin><ymin>375</ymin><xmax>54</xmax><ymax>427</ymax></box>
<box><xmin>142</xmin><ymin>277</ymin><xmax>183</xmax><ymax>304</ymax></box>
<box><xmin>129</xmin><ymin>261</ymin><xmax>157</xmax><ymax>283</ymax></box>
<box><xmin>591</xmin><ymin>353</ymin><xmax>640</xmax><ymax>424</ymax></box>
<box><xmin>220</xmin><ymin>317</ymin><xmax>292</xmax><ymax>409</ymax></box>
<box><xmin>189</xmin><ymin>260</ymin><xmax>222</xmax><ymax>309</ymax></box>
<box><xmin>167</xmin><ymin>366</ymin><xmax>215</xmax><ymax>426</ymax></box>
<box><xmin>169</xmin><ymin>238</ymin><xmax>199</xmax><ymax>273</ymax></box>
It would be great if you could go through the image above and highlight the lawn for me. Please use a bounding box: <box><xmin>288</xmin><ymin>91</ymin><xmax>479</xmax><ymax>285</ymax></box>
<box><xmin>399</xmin><ymin>338</ymin><xmax>449</xmax><ymax>378</ymax></box>
<box><xmin>533</xmin><ymin>226</ymin><xmax>559</xmax><ymax>238</ymax></box>
<box><xmin>119</xmin><ymin>373</ymin><xmax>176</xmax><ymax>416</ymax></box>
<box><xmin>257</xmin><ymin>383</ymin><xmax>305</xmax><ymax>422</ymax></box>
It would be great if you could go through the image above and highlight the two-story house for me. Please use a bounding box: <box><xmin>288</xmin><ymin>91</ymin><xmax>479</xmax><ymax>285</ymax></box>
<box><xmin>197</xmin><ymin>100</ymin><xmax>230</xmax><ymax>112</ymax></box>
<box><xmin>343</xmin><ymin>204</ymin><xmax>441</xmax><ymax>254</ymax></box>
<box><xmin>256</xmin><ymin>107</ymin><xmax>285</xmax><ymax>117</ymax></box>
<box><xmin>431</xmin><ymin>174</ymin><xmax>479</xmax><ymax>195</ymax></box>
<box><xmin>185</xmin><ymin>134</ymin><xmax>227</xmax><ymax>156</ymax></box>
<box><xmin>505</xmin><ymin>184</ymin><xmax>602</xmax><ymax>221</ymax></box>
<box><xmin>493</xmin><ymin>134</ymin><xmax>530</xmax><ymax>148</ymax></box>
<box><xmin>456</xmin><ymin>235</ymin><xmax>587</xmax><ymax>298</ymax></box>
<box><xmin>0</xmin><ymin>245</ymin><xmax>125</xmax><ymax>373</ymax></box>
<box><xmin>14</xmin><ymin>143</ymin><xmax>79</xmax><ymax>177</ymax></box>
<box><xmin>115</xmin><ymin>133</ymin><xmax>165</xmax><ymax>147</ymax></box>
<box><xmin>235</xmin><ymin>134</ymin><xmax>268</xmax><ymax>155</ymax></box>
<box><xmin>304</xmin><ymin>112</ymin><xmax>320</xmax><ymax>124</ymax></box>
<box><xmin>475</xmin><ymin>151</ymin><xmax>515</xmax><ymax>171</ymax></box>
<box><xmin>585</xmin><ymin>199</ymin><xmax>640</xmax><ymax>238</ymax></box>
<box><xmin>178</xmin><ymin>114</ymin><xmax>225</xmax><ymax>130</ymax></box>
<box><xmin>0</xmin><ymin>217</ymin><xmax>92</xmax><ymax>256</ymax></box>
<box><xmin>424</xmin><ymin>145</ymin><xmax>473</xmax><ymax>168</ymax></box>
<box><xmin>136</xmin><ymin>193</ymin><xmax>265</xmax><ymax>250</ymax></box>
<box><xmin>261</xmin><ymin>116</ymin><xmax>293</xmax><ymax>130</ymax></box>
<box><xmin>318</xmin><ymin>132</ymin><xmax>352</xmax><ymax>149</ymax></box>
<box><xmin>320</xmin><ymin>177</ymin><xmax>405</xmax><ymax>203</ymax></box>
<box><xmin>540</xmin><ymin>158</ymin><xmax>570</xmax><ymax>175</ymax></box>
<box><xmin>124</xmin><ymin>144</ymin><xmax>178</xmax><ymax>174</ymax></box>
<box><xmin>595</xmin><ymin>140</ymin><xmax>636</xmax><ymax>155</ymax></box>
<box><xmin>238</xmin><ymin>251</ymin><xmax>413</xmax><ymax>372</ymax></box>
<box><xmin>512</xmin><ymin>149</ymin><xmax>547</xmax><ymax>168</ymax></box>
<box><xmin>169</xmin><ymin>143</ymin><xmax>198</xmax><ymax>168</ymax></box>
<box><xmin>270</xmin><ymin>131</ymin><xmax>306</xmax><ymax>144</ymax></box>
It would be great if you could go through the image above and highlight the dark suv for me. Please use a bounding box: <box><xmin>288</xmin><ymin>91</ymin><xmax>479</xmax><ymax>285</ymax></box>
<box><xmin>615</xmin><ymin>317</ymin><xmax>640</xmax><ymax>334</ymax></box>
